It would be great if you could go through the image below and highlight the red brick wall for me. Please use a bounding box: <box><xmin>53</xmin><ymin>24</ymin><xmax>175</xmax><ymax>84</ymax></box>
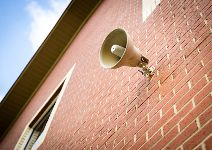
<box><xmin>1</xmin><ymin>0</ymin><xmax>211</xmax><ymax>149</ymax></box>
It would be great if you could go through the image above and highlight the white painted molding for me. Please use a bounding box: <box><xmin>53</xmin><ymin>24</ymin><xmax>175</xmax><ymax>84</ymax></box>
<box><xmin>142</xmin><ymin>0</ymin><xmax>160</xmax><ymax>21</ymax></box>
<box><xmin>15</xmin><ymin>64</ymin><xmax>76</xmax><ymax>150</ymax></box>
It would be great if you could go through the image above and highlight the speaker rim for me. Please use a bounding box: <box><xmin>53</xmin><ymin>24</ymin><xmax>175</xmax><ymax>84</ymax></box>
<box><xmin>99</xmin><ymin>28</ymin><xmax>128</xmax><ymax>69</ymax></box>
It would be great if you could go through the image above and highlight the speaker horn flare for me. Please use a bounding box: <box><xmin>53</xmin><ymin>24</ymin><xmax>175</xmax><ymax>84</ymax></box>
<box><xmin>99</xmin><ymin>28</ymin><xmax>155</xmax><ymax>80</ymax></box>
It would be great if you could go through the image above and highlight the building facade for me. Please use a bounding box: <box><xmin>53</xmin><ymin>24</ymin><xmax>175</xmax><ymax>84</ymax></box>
<box><xmin>0</xmin><ymin>0</ymin><xmax>211</xmax><ymax>149</ymax></box>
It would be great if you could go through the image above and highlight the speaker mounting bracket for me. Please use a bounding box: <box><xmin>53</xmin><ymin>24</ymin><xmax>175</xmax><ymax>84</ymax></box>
<box><xmin>138</xmin><ymin>64</ymin><xmax>155</xmax><ymax>81</ymax></box>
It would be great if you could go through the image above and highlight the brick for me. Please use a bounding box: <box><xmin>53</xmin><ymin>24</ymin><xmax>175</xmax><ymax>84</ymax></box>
<box><xmin>137</xmin><ymin>112</ymin><xmax>160</xmax><ymax>139</ymax></box>
<box><xmin>205</xmin><ymin>135</ymin><xmax>212</xmax><ymax>150</ymax></box>
<box><xmin>194</xmin><ymin>81</ymin><xmax>212</xmax><ymax>105</ymax></box>
<box><xmin>113</xmin><ymin>138</ymin><xmax>125</xmax><ymax>150</ymax></box>
<box><xmin>183</xmin><ymin>121</ymin><xmax>212</xmax><ymax>150</ymax></box>
<box><xmin>163</xmin><ymin>83</ymin><xmax>189</xmax><ymax>114</ymax></box>
<box><xmin>190</xmin><ymin>62</ymin><xmax>211</xmax><ymax>85</ymax></box>
<box><xmin>163</xmin><ymin>101</ymin><xmax>193</xmax><ymax>134</ymax></box>
<box><xmin>173</xmin><ymin>62</ymin><xmax>202</xmax><ymax>92</ymax></box>
<box><xmin>139</xmin><ymin>129</ymin><xmax>162</xmax><ymax>150</ymax></box>
<box><xmin>194</xmin><ymin>145</ymin><xmax>203</xmax><ymax>150</ymax></box>
<box><xmin>175</xmin><ymin>146</ymin><xmax>183</xmax><ymax>150</ymax></box>
<box><xmin>180</xmin><ymin>94</ymin><xmax>211</xmax><ymax>130</ymax></box>
<box><xmin>150</xmin><ymin>126</ymin><xmax>178</xmax><ymax>150</ymax></box>
<box><xmin>176</xmin><ymin>77</ymin><xmax>207</xmax><ymax>110</ymax></box>
<box><xmin>111</xmin><ymin>116</ymin><xmax>147</xmax><ymax>148</ymax></box>
<box><xmin>164</xmin><ymin>121</ymin><xmax>198</xmax><ymax>149</ymax></box>
<box><xmin>206</xmin><ymin>70</ymin><xmax>212</xmax><ymax>81</ymax></box>
<box><xmin>149</xmin><ymin>91</ymin><xmax>174</xmax><ymax>119</ymax></box>
<box><xmin>199</xmin><ymin>106</ymin><xmax>212</xmax><ymax>126</ymax></box>
<box><xmin>128</xmin><ymin>135</ymin><xmax>146</xmax><ymax>150</ymax></box>
<box><xmin>122</xmin><ymin>139</ymin><xmax>134</xmax><ymax>150</ymax></box>
<box><xmin>148</xmin><ymin>108</ymin><xmax>174</xmax><ymax>138</ymax></box>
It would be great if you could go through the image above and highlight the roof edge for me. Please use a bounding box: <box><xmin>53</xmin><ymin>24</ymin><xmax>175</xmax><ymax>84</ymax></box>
<box><xmin>0</xmin><ymin>0</ymin><xmax>102</xmax><ymax>141</ymax></box>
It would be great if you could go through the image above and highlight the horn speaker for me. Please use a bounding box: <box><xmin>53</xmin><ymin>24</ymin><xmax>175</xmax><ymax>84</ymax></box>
<box><xmin>99</xmin><ymin>28</ymin><xmax>155</xmax><ymax>80</ymax></box>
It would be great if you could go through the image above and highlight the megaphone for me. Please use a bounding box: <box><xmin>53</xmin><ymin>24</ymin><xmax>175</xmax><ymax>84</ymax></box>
<box><xmin>99</xmin><ymin>28</ymin><xmax>155</xmax><ymax>80</ymax></box>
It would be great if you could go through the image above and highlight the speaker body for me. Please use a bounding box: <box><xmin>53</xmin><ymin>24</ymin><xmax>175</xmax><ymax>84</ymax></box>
<box><xmin>100</xmin><ymin>28</ymin><xmax>148</xmax><ymax>69</ymax></box>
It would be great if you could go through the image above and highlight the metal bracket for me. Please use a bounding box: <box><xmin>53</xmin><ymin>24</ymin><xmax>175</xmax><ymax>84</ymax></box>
<box><xmin>138</xmin><ymin>64</ymin><xmax>155</xmax><ymax>81</ymax></box>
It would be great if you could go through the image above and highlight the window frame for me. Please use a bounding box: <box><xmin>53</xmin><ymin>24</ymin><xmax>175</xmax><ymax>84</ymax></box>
<box><xmin>23</xmin><ymin>94</ymin><xmax>58</xmax><ymax>150</ymax></box>
<box><xmin>142</xmin><ymin>0</ymin><xmax>161</xmax><ymax>21</ymax></box>
<box><xmin>15</xmin><ymin>64</ymin><xmax>76</xmax><ymax>150</ymax></box>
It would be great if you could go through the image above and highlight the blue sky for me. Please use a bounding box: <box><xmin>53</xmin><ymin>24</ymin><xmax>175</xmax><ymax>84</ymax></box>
<box><xmin>0</xmin><ymin>0</ymin><xmax>70</xmax><ymax>101</ymax></box>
